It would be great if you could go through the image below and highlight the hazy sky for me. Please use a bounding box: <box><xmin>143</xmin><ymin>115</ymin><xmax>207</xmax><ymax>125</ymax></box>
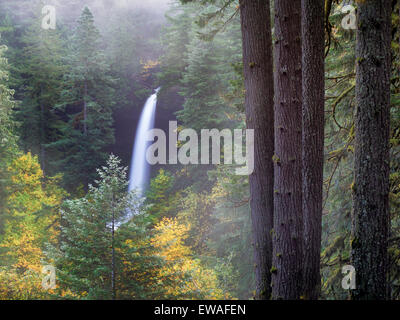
<box><xmin>51</xmin><ymin>0</ymin><xmax>172</xmax><ymax>13</ymax></box>
<box><xmin>56</xmin><ymin>0</ymin><xmax>173</xmax><ymax>23</ymax></box>
<box><xmin>0</xmin><ymin>0</ymin><xmax>174</xmax><ymax>29</ymax></box>
<box><xmin>109</xmin><ymin>0</ymin><xmax>171</xmax><ymax>10</ymax></box>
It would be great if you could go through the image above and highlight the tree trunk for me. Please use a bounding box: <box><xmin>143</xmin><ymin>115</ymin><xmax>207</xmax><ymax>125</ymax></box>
<box><xmin>111</xmin><ymin>195</ymin><xmax>116</xmax><ymax>300</ymax></box>
<box><xmin>351</xmin><ymin>0</ymin><xmax>391</xmax><ymax>300</ymax></box>
<box><xmin>271</xmin><ymin>0</ymin><xmax>303</xmax><ymax>300</ymax></box>
<box><xmin>239</xmin><ymin>0</ymin><xmax>274</xmax><ymax>300</ymax></box>
<box><xmin>40</xmin><ymin>98</ymin><xmax>46</xmax><ymax>176</ymax></box>
<box><xmin>301</xmin><ymin>0</ymin><xmax>325</xmax><ymax>300</ymax></box>
<box><xmin>84</xmin><ymin>81</ymin><xmax>88</xmax><ymax>136</ymax></box>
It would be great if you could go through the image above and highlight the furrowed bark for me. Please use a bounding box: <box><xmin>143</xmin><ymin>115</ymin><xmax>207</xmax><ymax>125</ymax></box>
<box><xmin>301</xmin><ymin>0</ymin><xmax>325</xmax><ymax>300</ymax></box>
<box><xmin>239</xmin><ymin>0</ymin><xmax>275</xmax><ymax>300</ymax></box>
<box><xmin>351</xmin><ymin>0</ymin><xmax>392</xmax><ymax>300</ymax></box>
<box><xmin>272</xmin><ymin>0</ymin><xmax>303</xmax><ymax>300</ymax></box>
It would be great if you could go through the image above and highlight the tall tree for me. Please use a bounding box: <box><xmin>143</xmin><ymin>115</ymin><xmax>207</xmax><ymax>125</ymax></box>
<box><xmin>351</xmin><ymin>0</ymin><xmax>392</xmax><ymax>300</ymax></box>
<box><xmin>238</xmin><ymin>0</ymin><xmax>274</xmax><ymax>300</ymax></box>
<box><xmin>49</xmin><ymin>7</ymin><xmax>116</xmax><ymax>190</ymax></box>
<box><xmin>0</xmin><ymin>44</ymin><xmax>18</xmax><ymax>232</ymax></box>
<box><xmin>53</xmin><ymin>155</ymin><xmax>140</xmax><ymax>299</ymax></box>
<box><xmin>271</xmin><ymin>0</ymin><xmax>303</xmax><ymax>299</ymax></box>
<box><xmin>301</xmin><ymin>0</ymin><xmax>325</xmax><ymax>300</ymax></box>
<box><xmin>159</xmin><ymin>3</ymin><xmax>192</xmax><ymax>90</ymax></box>
<box><xmin>16</xmin><ymin>12</ymin><xmax>66</xmax><ymax>175</ymax></box>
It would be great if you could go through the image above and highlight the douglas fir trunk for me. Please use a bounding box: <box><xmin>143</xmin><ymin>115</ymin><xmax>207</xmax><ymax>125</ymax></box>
<box><xmin>301</xmin><ymin>0</ymin><xmax>325</xmax><ymax>300</ymax></box>
<box><xmin>352</xmin><ymin>0</ymin><xmax>392</xmax><ymax>300</ymax></box>
<box><xmin>272</xmin><ymin>0</ymin><xmax>303</xmax><ymax>300</ymax></box>
<box><xmin>239</xmin><ymin>0</ymin><xmax>275</xmax><ymax>300</ymax></box>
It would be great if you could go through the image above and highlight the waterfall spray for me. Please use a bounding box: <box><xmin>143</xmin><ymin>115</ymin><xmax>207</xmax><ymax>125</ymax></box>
<box><xmin>128</xmin><ymin>87</ymin><xmax>160</xmax><ymax>196</ymax></box>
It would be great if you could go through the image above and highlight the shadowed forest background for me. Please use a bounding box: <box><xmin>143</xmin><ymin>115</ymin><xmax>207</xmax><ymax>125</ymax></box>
<box><xmin>0</xmin><ymin>0</ymin><xmax>399</xmax><ymax>300</ymax></box>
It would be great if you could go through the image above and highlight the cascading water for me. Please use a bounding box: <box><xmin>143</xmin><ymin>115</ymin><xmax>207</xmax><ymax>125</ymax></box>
<box><xmin>128</xmin><ymin>87</ymin><xmax>160</xmax><ymax>197</ymax></box>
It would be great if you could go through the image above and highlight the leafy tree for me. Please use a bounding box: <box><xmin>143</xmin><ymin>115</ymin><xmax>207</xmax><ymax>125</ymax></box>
<box><xmin>152</xmin><ymin>217</ymin><xmax>230</xmax><ymax>299</ymax></box>
<box><xmin>0</xmin><ymin>153</ymin><xmax>65</xmax><ymax>299</ymax></box>
<box><xmin>177</xmin><ymin>189</ymin><xmax>218</xmax><ymax>255</ymax></box>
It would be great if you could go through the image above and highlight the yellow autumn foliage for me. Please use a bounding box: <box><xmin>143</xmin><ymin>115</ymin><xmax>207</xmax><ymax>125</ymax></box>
<box><xmin>0</xmin><ymin>153</ymin><xmax>66</xmax><ymax>299</ymax></box>
<box><xmin>152</xmin><ymin>217</ymin><xmax>230</xmax><ymax>300</ymax></box>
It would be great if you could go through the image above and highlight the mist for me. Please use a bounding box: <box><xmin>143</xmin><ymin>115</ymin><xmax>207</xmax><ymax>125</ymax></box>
<box><xmin>0</xmin><ymin>0</ymin><xmax>172</xmax><ymax>29</ymax></box>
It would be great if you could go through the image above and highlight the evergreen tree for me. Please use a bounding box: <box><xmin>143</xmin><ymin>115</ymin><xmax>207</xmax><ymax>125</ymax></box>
<box><xmin>178</xmin><ymin>37</ymin><xmax>225</xmax><ymax>131</ymax></box>
<box><xmin>14</xmin><ymin>10</ymin><xmax>66</xmax><ymax>175</ymax></box>
<box><xmin>158</xmin><ymin>3</ymin><xmax>193</xmax><ymax>90</ymax></box>
<box><xmin>145</xmin><ymin>169</ymin><xmax>179</xmax><ymax>222</ymax></box>
<box><xmin>53</xmin><ymin>155</ymin><xmax>160</xmax><ymax>299</ymax></box>
<box><xmin>0</xmin><ymin>43</ymin><xmax>18</xmax><ymax>233</ymax></box>
<box><xmin>49</xmin><ymin>7</ymin><xmax>116</xmax><ymax>190</ymax></box>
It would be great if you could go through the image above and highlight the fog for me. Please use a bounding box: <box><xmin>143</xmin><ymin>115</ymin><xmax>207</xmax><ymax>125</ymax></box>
<box><xmin>0</xmin><ymin>0</ymin><xmax>173</xmax><ymax>28</ymax></box>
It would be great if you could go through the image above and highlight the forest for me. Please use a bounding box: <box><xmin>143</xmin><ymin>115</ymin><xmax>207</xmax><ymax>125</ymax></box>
<box><xmin>0</xmin><ymin>0</ymin><xmax>399</xmax><ymax>301</ymax></box>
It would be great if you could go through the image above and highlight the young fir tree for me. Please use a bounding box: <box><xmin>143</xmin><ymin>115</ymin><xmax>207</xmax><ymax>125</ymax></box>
<box><xmin>49</xmin><ymin>7</ymin><xmax>116</xmax><ymax>191</ymax></box>
<box><xmin>145</xmin><ymin>169</ymin><xmax>179</xmax><ymax>222</ymax></box>
<box><xmin>53</xmin><ymin>155</ymin><xmax>164</xmax><ymax>300</ymax></box>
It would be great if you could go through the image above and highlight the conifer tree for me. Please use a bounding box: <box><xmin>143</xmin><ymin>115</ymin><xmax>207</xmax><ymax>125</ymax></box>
<box><xmin>53</xmin><ymin>155</ymin><xmax>158</xmax><ymax>299</ymax></box>
<box><xmin>49</xmin><ymin>7</ymin><xmax>116</xmax><ymax>190</ymax></box>
<box><xmin>0</xmin><ymin>44</ymin><xmax>18</xmax><ymax>233</ymax></box>
<box><xmin>158</xmin><ymin>3</ymin><xmax>193</xmax><ymax>89</ymax></box>
<box><xmin>14</xmin><ymin>10</ymin><xmax>66</xmax><ymax>175</ymax></box>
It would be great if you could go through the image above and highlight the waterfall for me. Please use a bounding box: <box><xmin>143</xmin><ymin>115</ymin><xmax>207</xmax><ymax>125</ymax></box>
<box><xmin>128</xmin><ymin>87</ymin><xmax>160</xmax><ymax>196</ymax></box>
